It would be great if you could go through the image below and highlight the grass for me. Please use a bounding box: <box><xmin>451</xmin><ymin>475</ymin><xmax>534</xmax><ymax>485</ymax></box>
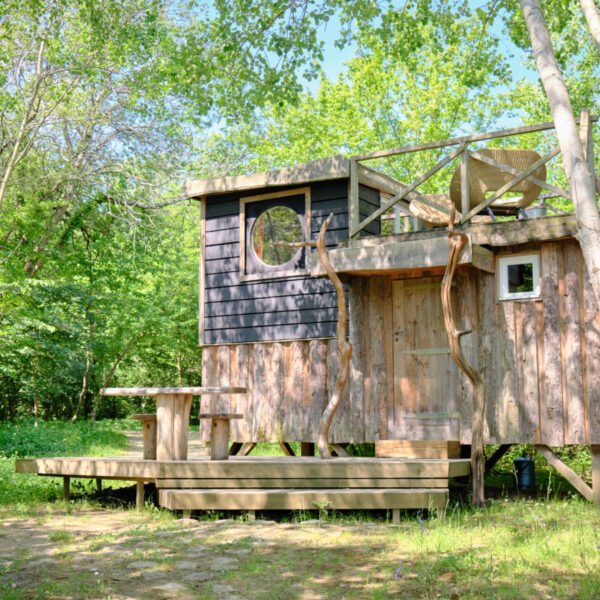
<box><xmin>0</xmin><ymin>419</ymin><xmax>130</xmax><ymax>510</ymax></box>
<box><xmin>0</xmin><ymin>420</ymin><xmax>599</xmax><ymax>598</ymax></box>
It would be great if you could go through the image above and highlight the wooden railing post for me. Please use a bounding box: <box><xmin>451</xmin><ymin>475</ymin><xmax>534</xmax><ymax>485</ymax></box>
<box><xmin>460</xmin><ymin>146</ymin><xmax>470</xmax><ymax>216</ymax></box>
<box><xmin>349</xmin><ymin>158</ymin><xmax>360</xmax><ymax>238</ymax></box>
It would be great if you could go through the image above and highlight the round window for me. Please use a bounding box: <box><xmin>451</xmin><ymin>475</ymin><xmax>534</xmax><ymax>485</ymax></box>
<box><xmin>252</xmin><ymin>206</ymin><xmax>303</xmax><ymax>266</ymax></box>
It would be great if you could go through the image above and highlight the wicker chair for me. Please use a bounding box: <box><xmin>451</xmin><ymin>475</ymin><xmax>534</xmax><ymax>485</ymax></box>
<box><xmin>449</xmin><ymin>148</ymin><xmax>547</xmax><ymax>214</ymax></box>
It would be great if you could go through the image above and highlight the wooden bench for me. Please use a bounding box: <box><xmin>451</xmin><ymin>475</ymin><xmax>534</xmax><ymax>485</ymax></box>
<box><xmin>100</xmin><ymin>387</ymin><xmax>247</xmax><ymax>461</ymax></box>
<box><xmin>199</xmin><ymin>413</ymin><xmax>244</xmax><ymax>460</ymax></box>
<box><xmin>131</xmin><ymin>414</ymin><xmax>157</xmax><ymax>460</ymax></box>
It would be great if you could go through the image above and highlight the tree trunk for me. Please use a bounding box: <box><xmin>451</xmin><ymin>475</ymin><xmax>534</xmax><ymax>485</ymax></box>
<box><xmin>519</xmin><ymin>0</ymin><xmax>600</xmax><ymax>305</ymax></box>
<box><xmin>580</xmin><ymin>0</ymin><xmax>600</xmax><ymax>53</ymax></box>
<box><xmin>72</xmin><ymin>349</ymin><xmax>92</xmax><ymax>422</ymax></box>
<box><xmin>441</xmin><ymin>227</ymin><xmax>486</xmax><ymax>507</ymax></box>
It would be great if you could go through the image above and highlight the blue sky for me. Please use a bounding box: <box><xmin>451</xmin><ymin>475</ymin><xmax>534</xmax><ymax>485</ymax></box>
<box><xmin>306</xmin><ymin>4</ymin><xmax>539</xmax><ymax>130</ymax></box>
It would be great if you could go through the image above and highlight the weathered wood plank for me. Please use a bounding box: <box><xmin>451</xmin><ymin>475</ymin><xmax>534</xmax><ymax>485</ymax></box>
<box><xmin>307</xmin><ymin>340</ymin><xmax>328</xmax><ymax>441</ymax></box>
<box><xmin>561</xmin><ymin>242</ymin><xmax>585</xmax><ymax>444</ymax></box>
<box><xmin>366</xmin><ymin>278</ymin><xmax>387</xmax><ymax>441</ymax></box>
<box><xmin>313</xmin><ymin>236</ymin><xmax>494</xmax><ymax>276</ymax></box>
<box><xmin>517</xmin><ymin>302</ymin><xmax>540</xmax><ymax>442</ymax></box>
<box><xmin>376</xmin><ymin>441</ymin><xmax>461</xmax><ymax>459</ymax></box>
<box><xmin>159</xmin><ymin>488</ymin><xmax>449</xmax><ymax>511</ymax></box>
<box><xmin>535</xmin><ymin>445</ymin><xmax>593</xmax><ymax>501</ymax></box>
<box><xmin>348</xmin><ymin>278</ymin><xmax>365</xmax><ymax>443</ymax></box>
<box><xmin>496</xmin><ymin>300</ymin><xmax>519</xmax><ymax>442</ymax></box>
<box><xmin>161</xmin><ymin>458</ymin><xmax>462</xmax><ymax>479</ymax></box>
<box><xmin>155</xmin><ymin>477</ymin><xmax>450</xmax><ymax>489</ymax></box>
<box><xmin>593</xmin><ymin>445</ymin><xmax>600</xmax><ymax>504</ymax></box>
<box><xmin>382</xmin><ymin>278</ymin><xmax>393</xmax><ymax>440</ymax></box>
<box><xmin>100</xmin><ymin>387</ymin><xmax>246</xmax><ymax>396</ymax></box>
<box><xmin>582</xmin><ymin>251</ymin><xmax>600</xmax><ymax>444</ymax></box>
<box><xmin>540</xmin><ymin>244</ymin><xmax>564</xmax><ymax>445</ymax></box>
<box><xmin>478</xmin><ymin>272</ymin><xmax>498</xmax><ymax>444</ymax></box>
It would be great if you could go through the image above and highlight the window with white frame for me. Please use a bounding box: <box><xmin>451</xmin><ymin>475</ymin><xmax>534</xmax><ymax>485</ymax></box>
<box><xmin>498</xmin><ymin>253</ymin><xmax>541</xmax><ymax>301</ymax></box>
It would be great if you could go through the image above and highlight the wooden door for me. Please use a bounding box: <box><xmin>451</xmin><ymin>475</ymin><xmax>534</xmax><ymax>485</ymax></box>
<box><xmin>391</xmin><ymin>278</ymin><xmax>459</xmax><ymax>440</ymax></box>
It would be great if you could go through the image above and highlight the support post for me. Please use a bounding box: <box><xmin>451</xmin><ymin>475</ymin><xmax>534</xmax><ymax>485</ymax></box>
<box><xmin>535</xmin><ymin>445</ymin><xmax>593</xmax><ymax>501</ymax></box>
<box><xmin>63</xmin><ymin>476</ymin><xmax>70</xmax><ymax>501</ymax></box>
<box><xmin>279</xmin><ymin>442</ymin><xmax>295</xmax><ymax>456</ymax></box>
<box><xmin>349</xmin><ymin>159</ymin><xmax>359</xmax><ymax>237</ymax></box>
<box><xmin>460</xmin><ymin>146</ymin><xmax>470</xmax><ymax>216</ymax></box>
<box><xmin>592</xmin><ymin>445</ymin><xmax>600</xmax><ymax>505</ymax></box>
<box><xmin>392</xmin><ymin>509</ymin><xmax>400</xmax><ymax>525</ymax></box>
<box><xmin>300</xmin><ymin>442</ymin><xmax>315</xmax><ymax>456</ymax></box>
<box><xmin>247</xmin><ymin>510</ymin><xmax>256</xmax><ymax>522</ymax></box>
<box><xmin>229</xmin><ymin>441</ymin><xmax>243</xmax><ymax>456</ymax></box>
<box><xmin>211</xmin><ymin>418</ymin><xmax>231</xmax><ymax>460</ymax></box>
<box><xmin>95</xmin><ymin>477</ymin><xmax>102</xmax><ymax>492</ymax></box>
<box><xmin>136</xmin><ymin>481</ymin><xmax>145</xmax><ymax>511</ymax></box>
<box><xmin>485</xmin><ymin>444</ymin><xmax>513</xmax><ymax>475</ymax></box>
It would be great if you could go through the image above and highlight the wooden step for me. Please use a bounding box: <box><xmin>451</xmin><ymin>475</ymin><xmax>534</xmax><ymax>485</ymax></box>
<box><xmin>155</xmin><ymin>477</ymin><xmax>449</xmax><ymax>489</ymax></box>
<box><xmin>158</xmin><ymin>488</ymin><xmax>448</xmax><ymax>511</ymax></box>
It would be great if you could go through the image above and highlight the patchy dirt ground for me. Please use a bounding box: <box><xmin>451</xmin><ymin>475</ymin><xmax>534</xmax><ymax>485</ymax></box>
<box><xmin>0</xmin><ymin>507</ymin><xmax>404</xmax><ymax>599</ymax></box>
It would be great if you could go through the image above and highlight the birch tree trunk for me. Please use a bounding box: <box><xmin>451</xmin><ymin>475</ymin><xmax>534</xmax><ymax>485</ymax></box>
<box><xmin>519</xmin><ymin>0</ymin><xmax>600</xmax><ymax>305</ymax></box>
<box><xmin>580</xmin><ymin>0</ymin><xmax>600</xmax><ymax>53</ymax></box>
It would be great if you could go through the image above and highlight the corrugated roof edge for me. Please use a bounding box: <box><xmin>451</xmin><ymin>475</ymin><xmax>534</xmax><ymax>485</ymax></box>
<box><xmin>184</xmin><ymin>155</ymin><xmax>350</xmax><ymax>198</ymax></box>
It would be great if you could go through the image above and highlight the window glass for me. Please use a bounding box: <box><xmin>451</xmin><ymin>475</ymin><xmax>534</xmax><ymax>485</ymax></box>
<box><xmin>252</xmin><ymin>206</ymin><xmax>302</xmax><ymax>266</ymax></box>
<box><xmin>507</xmin><ymin>262</ymin><xmax>534</xmax><ymax>294</ymax></box>
<box><xmin>498</xmin><ymin>253</ymin><xmax>540</xmax><ymax>300</ymax></box>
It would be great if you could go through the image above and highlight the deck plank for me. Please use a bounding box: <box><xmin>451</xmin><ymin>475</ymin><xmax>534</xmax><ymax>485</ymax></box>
<box><xmin>158</xmin><ymin>488</ymin><xmax>448</xmax><ymax>510</ymax></box>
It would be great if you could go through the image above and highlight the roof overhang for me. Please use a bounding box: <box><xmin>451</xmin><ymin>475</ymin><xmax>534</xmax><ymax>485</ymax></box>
<box><xmin>184</xmin><ymin>155</ymin><xmax>350</xmax><ymax>198</ymax></box>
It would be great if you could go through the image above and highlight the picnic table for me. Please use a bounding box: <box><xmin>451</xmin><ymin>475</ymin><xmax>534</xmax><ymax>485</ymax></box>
<box><xmin>100</xmin><ymin>387</ymin><xmax>247</xmax><ymax>461</ymax></box>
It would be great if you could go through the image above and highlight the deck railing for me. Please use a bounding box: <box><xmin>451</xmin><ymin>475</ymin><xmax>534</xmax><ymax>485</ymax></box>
<box><xmin>348</xmin><ymin>111</ymin><xmax>597</xmax><ymax>238</ymax></box>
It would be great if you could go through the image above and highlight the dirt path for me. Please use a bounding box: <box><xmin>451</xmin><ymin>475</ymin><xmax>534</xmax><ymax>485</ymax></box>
<box><xmin>0</xmin><ymin>508</ymin><xmax>402</xmax><ymax>599</ymax></box>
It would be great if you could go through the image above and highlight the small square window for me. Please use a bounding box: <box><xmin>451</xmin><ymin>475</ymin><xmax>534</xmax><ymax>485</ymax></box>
<box><xmin>498</xmin><ymin>254</ymin><xmax>540</xmax><ymax>301</ymax></box>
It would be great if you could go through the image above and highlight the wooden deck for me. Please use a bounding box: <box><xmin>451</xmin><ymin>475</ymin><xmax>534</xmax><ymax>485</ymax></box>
<box><xmin>16</xmin><ymin>456</ymin><xmax>470</xmax><ymax>513</ymax></box>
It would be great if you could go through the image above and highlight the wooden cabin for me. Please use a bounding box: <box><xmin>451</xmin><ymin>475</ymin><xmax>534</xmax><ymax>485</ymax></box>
<box><xmin>187</xmin><ymin>123</ymin><xmax>600</xmax><ymax>465</ymax></box>
<box><xmin>17</xmin><ymin>119</ymin><xmax>599</xmax><ymax>511</ymax></box>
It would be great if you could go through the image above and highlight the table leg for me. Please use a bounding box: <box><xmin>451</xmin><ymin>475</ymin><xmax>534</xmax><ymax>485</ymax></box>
<box><xmin>156</xmin><ymin>394</ymin><xmax>175</xmax><ymax>461</ymax></box>
<box><xmin>156</xmin><ymin>394</ymin><xmax>192</xmax><ymax>461</ymax></box>
<box><xmin>173</xmin><ymin>394</ymin><xmax>192</xmax><ymax>460</ymax></box>
<box><xmin>211</xmin><ymin>418</ymin><xmax>231</xmax><ymax>460</ymax></box>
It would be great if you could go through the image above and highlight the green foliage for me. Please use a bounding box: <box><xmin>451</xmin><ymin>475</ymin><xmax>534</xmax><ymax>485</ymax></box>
<box><xmin>0</xmin><ymin>418</ymin><xmax>130</xmax><ymax>507</ymax></box>
<box><xmin>0</xmin><ymin>419</ymin><xmax>129</xmax><ymax>458</ymax></box>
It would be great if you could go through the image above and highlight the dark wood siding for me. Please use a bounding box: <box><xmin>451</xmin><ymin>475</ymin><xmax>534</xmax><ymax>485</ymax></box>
<box><xmin>203</xmin><ymin>180</ymin><xmax>379</xmax><ymax>345</ymax></box>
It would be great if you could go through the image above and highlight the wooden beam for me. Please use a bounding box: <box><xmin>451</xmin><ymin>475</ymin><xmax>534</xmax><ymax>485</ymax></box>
<box><xmin>461</xmin><ymin>146</ymin><xmax>562</xmax><ymax>223</ymax></box>
<box><xmin>158</xmin><ymin>488</ymin><xmax>449</xmax><ymax>511</ymax></box>
<box><xmin>279</xmin><ymin>442</ymin><xmax>296</xmax><ymax>456</ymax></box>
<box><xmin>351</xmin><ymin>145</ymin><xmax>465</xmax><ymax>237</ymax></box>
<box><xmin>351</xmin><ymin>116</ymin><xmax>597</xmax><ymax>162</ymax></box>
<box><xmin>349</xmin><ymin>158</ymin><xmax>360</xmax><ymax>236</ymax></box>
<box><xmin>535</xmin><ymin>445</ymin><xmax>593</xmax><ymax>501</ymax></box>
<box><xmin>136</xmin><ymin>481</ymin><xmax>145</xmax><ymax>511</ymax></box>
<box><xmin>592</xmin><ymin>445</ymin><xmax>600</xmax><ymax>505</ymax></box>
<box><xmin>300</xmin><ymin>442</ymin><xmax>315</xmax><ymax>456</ymax></box>
<box><xmin>485</xmin><ymin>444</ymin><xmax>512</xmax><ymax>474</ymax></box>
<box><xmin>155</xmin><ymin>477</ymin><xmax>451</xmax><ymax>489</ymax></box>
<box><xmin>229</xmin><ymin>442</ymin><xmax>243</xmax><ymax>456</ymax></box>
<box><xmin>312</xmin><ymin>235</ymin><xmax>494</xmax><ymax>276</ymax></box>
<box><xmin>460</xmin><ymin>148</ymin><xmax>470</xmax><ymax>216</ymax></box>
<box><xmin>238</xmin><ymin>442</ymin><xmax>256</xmax><ymax>456</ymax></box>
<box><xmin>330</xmin><ymin>443</ymin><xmax>350</xmax><ymax>457</ymax></box>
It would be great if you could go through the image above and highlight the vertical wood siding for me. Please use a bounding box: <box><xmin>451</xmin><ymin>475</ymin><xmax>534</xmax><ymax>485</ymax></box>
<box><xmin>201</xmin><ymin>238</ymin><xmax>599</xmax><ymax>446</ymax></box>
